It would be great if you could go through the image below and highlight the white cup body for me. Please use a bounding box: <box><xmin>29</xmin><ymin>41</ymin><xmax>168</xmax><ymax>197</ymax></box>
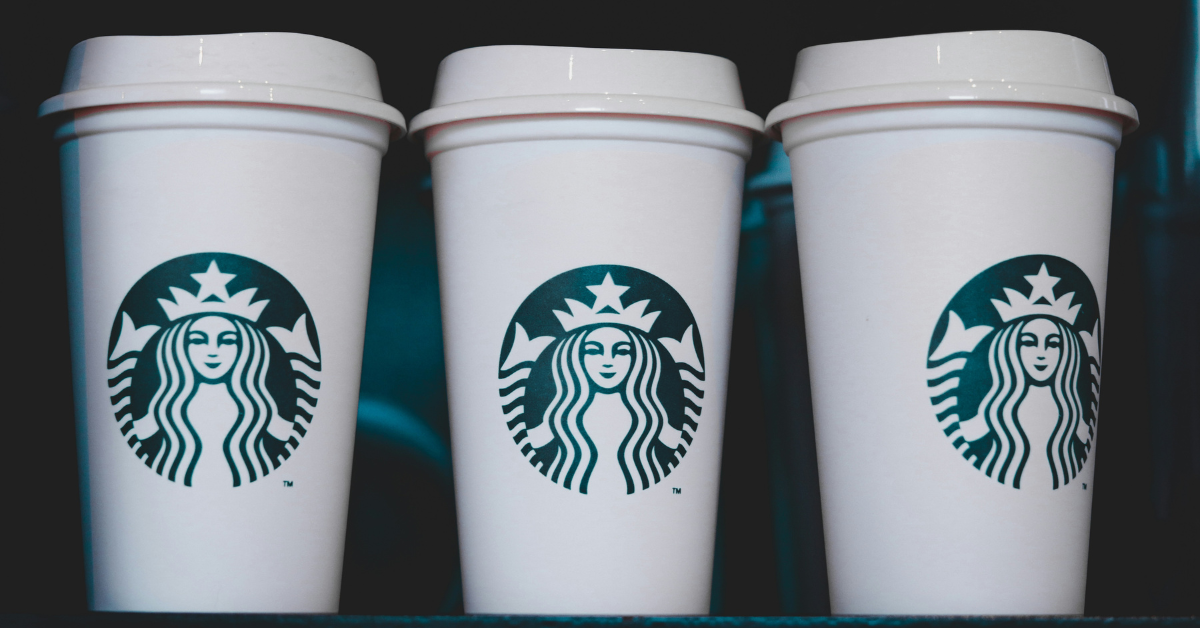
<box><xmin>58</xmin><ymin>104</ymin><xmax>389</xmax><ymax>612</ymax></box>
<box><xmin>781</xmin><ymin>105</ymin><xmax>1122</xmax><ymax>614</ymax></box>
<box><xmin>428</xmin><ymin>116</ymin><xmax>751</xmax><ymax>614</ymax></box>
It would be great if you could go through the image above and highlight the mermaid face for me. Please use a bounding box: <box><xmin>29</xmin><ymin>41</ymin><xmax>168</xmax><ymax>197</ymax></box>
<box><xmin>582</xmin><ymin>326</ymin><xmax>633</xmax><ymax>391</ymax></box>
<box><xmin>186</xmin><ymin>315</ymin><xmax>240</xmax><ymax>382</ymax></box>
<box><xmin>1018</xmin><ymin>317</ymin><xmax>1062</xmax><ymax>384</ymax></box>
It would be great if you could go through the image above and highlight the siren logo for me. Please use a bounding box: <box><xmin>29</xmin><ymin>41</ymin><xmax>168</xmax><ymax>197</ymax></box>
<box><xmin>499</xmin><ymin>265</ymin><xmax>705</xmax><ymax>495</ymax></box>
<box><xmin>107</xmin><ymin>253</ymin><xmax>321</xmax><ymax>487</ymax></box>
<box><xmin>927</xmin><ymin>255</ymin><xmax>1101</xmax><ymax>490</ymax></box>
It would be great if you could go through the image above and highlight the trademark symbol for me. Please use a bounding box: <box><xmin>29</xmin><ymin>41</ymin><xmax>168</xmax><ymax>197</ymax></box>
<box><xmin>672</xmin><ymin>487</ymin><xmax>682</xmax><ymax>494</ymax></box>
<box><xmin>283</xmin><ymin>480</ymin><xmax>293</xmax><ymax>487</ymax></box>
<box><xmin>1082</xmin><ymin>483</ymin><xmax>1087</xmax><ymax>490</ymax></box>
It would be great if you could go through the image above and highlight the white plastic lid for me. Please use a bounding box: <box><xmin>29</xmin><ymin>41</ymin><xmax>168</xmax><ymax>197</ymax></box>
<box><xmin>39</xmin><ymin>33</ymin><xmax>406</xmax><ymax>137</ymax></box>
<box><xmin>765</xmin><ymin>30</ymin><xmax>1138</xmax><ymax>139</ymax></box>
<box><xmin>409</xmin><ymin>45</ymin><xmax>764</xmax><ymax>136</ymax></box>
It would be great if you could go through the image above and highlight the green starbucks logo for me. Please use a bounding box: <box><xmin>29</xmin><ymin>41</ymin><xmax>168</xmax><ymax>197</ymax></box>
<box><xmin>108</xmin><ymin>253</ymin><xmax>321</xmax><ymax>487</ymax></box>
<box><xmin>499</xmin><ymin>265</ymin><xmax>705</xmax><ymax>495</ymax></box>
<box><xmin>927</xmin><ymin>255</ymin><xmax>1101</xmax><ymax>490</ymax></box>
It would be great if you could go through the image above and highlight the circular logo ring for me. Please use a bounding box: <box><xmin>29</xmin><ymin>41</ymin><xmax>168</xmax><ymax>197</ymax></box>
<box><xmin>927</xmin><ymin>255</ymin><xmax>1101</xmax><ymax>490</ymax></box>
<box><xmin>498</xmin><ymin>265</ymin><xmax>705</xmax><ymax>495</ymax></box>
<box><xmin>107</xmin><ymin>252</ymin><xmax>321</xmax><ymax>487</ymax></box>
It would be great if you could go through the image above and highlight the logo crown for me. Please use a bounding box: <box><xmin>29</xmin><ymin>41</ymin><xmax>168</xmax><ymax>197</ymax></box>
<box><xmin>991</xmin><ymin>264</ymin><xmax>1080</xmax><ymax>325</ymax></box>
<box><xmin>158</xmin><ymin>261</ymin><xmax>269</xmax><ymax>322</ymax></box>
<box><xmin>553</xmin><ymin>273</ymin><xmax>660</xmax><ymax>333</ymax></box>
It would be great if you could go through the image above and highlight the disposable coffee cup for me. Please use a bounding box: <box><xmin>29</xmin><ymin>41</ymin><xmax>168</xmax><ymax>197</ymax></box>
<box><xmin>40</xmin><ymin>33</ymin><xmax>404</xmax><ymax>612</ymax></box>
<box><xmin>410</xmin><ymin>46</ymin><xmax>763</xmax><ymax>614</ymax></box>
<box><xmin>765</xmin><ymin>31</ymin><xmax>1138</xmax><ymax>614</ymax></box>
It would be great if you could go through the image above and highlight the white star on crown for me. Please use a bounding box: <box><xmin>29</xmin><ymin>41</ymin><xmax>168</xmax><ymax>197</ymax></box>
<box><xmin>553</xmin><ymin>273</ymin><xmax>661</xmax><ymax>333</ymax></box>
<box><xmin>991</xmin><ymin>264</ymin><xmax>1080</xmax><ymax>325</ymax></box>
<box><xmin>158</xmin><ymin>261</ymin><xmax>269</xmax><ymax>322</ymax></box>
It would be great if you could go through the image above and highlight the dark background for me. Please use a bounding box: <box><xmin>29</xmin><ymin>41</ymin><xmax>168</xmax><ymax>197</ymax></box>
<box><xmin>1</xmin><ymin>0</ymin><xmax>1196</xmax><ymax>617</ymax></box>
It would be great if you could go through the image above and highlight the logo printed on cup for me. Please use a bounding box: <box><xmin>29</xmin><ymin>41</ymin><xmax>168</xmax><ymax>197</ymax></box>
<box><xmin>926</xmin><ymin>255</ymin><xmax>1101</xmax><ymax>490</ymax></box>
<box><xmin>499</xmin><ymin>265</ymin><xmax>705</xmax><ymax>495</ymax></box>
<box><xmin>108</xmin><ymin>253</ymin><xmax>321</xmax><ymax>487</ymax></box>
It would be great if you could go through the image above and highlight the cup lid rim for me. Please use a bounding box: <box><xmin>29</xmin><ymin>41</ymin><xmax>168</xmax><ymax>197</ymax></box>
<box><xmin>411</xmin><ymin>44</ymin><xmax>764</xmax><ymax>136</ymax></box>
<box><xmin>39</xmin><ymin>32</ymin><xmax>406</xmax><ymax>137</ymax></box>
<box><xmin>39</xmin><ymin>82</ymin><xmax>406</xmax><ymax>136</ymax></box>
<box><xmin>764</xmin><ymin>30</ymin><xmax>1139</xmax><ymax>139</ymax></box>
<box><xmin>764</xmin><ymin>81</ymin><xmax>1138</xmax><ymax>139</ymax></box>
<box><xmin>409</xmin><ymin>93</ymin><xmax>764</xmax><ymax>136</ymax></box>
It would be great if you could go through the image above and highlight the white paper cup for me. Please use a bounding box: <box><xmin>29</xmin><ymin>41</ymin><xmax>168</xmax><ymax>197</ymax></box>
<box><xmin>410</xmin><ymin>46</ymin><xmax>763</xmax><ymax>615</ymax></box>
<box><xmin>765</xmin><ymin>31</ymin><xmax>1138</xmax><ymax>615</ymax></box>
<box><xmin>40</xmin><ymin>33</ymin><xmax>405</xmax><ymax>612</ymax></box>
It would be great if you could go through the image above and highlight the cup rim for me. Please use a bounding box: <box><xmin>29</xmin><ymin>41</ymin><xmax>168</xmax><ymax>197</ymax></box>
<box><xmin>765</xmin><ymin>81</ymin><xmax>1138</xmax><ymax>140</ymax></box>
<box><xmin>409</xmin><ymin>93</ymin><xmax>764</xmax><ymax>138</ymax></box>
<box><xmin>40</xmin><ymin>82</ymin><xmax>406</xmax><ymax>138</ymax></box>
